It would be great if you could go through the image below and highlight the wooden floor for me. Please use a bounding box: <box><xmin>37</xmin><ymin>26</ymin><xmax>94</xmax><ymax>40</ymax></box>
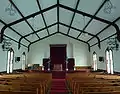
<box><xmin>0</xmin><ymin>70</ymin><xmax>120</xmax><ymax>94</ymax></box>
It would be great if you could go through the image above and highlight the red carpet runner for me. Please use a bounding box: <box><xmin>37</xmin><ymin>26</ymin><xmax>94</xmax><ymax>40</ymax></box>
<box><xmin>49</xmin><ymin>79</ymin><xmax>69</xmax><ymax>94</ymax></box>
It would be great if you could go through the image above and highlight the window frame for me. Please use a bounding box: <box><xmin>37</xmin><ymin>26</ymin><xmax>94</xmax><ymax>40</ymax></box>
<box><xmin>7</xmin><ymin>48</ymin><xmax>14</xmax><ymax>73</ymax></box>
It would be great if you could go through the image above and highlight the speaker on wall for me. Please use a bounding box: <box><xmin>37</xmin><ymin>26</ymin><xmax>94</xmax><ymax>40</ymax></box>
<box><xmin>99</xmin><ymin>57</ymin><xmax>104</xmax><ymax>62</ymax></box>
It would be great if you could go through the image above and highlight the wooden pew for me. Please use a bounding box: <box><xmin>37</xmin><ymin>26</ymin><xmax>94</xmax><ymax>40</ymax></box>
<box><xmin>66</xmin><ymin>72</ymin><xmax>120</xmax><ymax>94</ymax></box>
<box><xmin>0</xmin><ymin>72</ymin><xmax>52</xmax><ymax>94</ymax></box>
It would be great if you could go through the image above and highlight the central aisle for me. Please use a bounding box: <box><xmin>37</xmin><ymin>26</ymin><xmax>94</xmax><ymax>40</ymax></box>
<box><xmin>52</xmin><ymin>71</ymin><xmax>66</xmax><ymax>79</ymax></box>
<box><xmin>49</xmin><ymin>79</ymin><xmax>70</xmax><ymax>94</ymax></box>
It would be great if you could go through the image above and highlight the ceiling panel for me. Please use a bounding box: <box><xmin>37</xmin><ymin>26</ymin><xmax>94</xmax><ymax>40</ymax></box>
<box><xmin>69</xmin><ymin>28</ymin><xmax>80</xmax><ymax>38</ymax></box>
<box><xmin>85</xmin><ymin>19</ymin><xmax>108</xmax><ymax>34</ymax></box>
<box><xmin>0</xmin><ymin>0</ymin><xmax>21</xmax><ymax>23</ymax></box>
<box><xmin>78</xmin><ymin>33</ymin><xmax>92</xmax><ymax>42</ymax></box>
<box><xmin>40</xmin><ymin>0</ymin><xmax>57</xmax><ymax>9</ymax></box>
<box><xmin>48</xmin><ymin>25</ymin><xmax>57</xmax><ymax>34</ymax></box>
<box><xmin>60</xmin><ymin>0</ymin><xmax>78</xmax><ymax>8</ymax></box>
<box><xmin>21</xmin><ymin>38</ymin><xmax>30</xmax><ymax>46</ymax></box>
<box><xmin>60</xmin><ymin>8</ymin><xmax>73</xmax><ymax>25</ymax></box>
<box><xmin>0</xmin><ymin>22</ymin><xmax>5</xmax><ymax>30</ymax></box>
<box><xmin>72</xmin><ymin>13</ymin><xmax>90</xmax><ymax>30</ymax></box>
<box><xmin>97</xmin><ymin>0</ymin><xmax>120</xmax><ymax>22</ymax></box>
<box><xmin>11</xmin><ymin>21</ymin><xmax>34</xmax><ymax>36</ymax></box>
<box><xmin>27</xmin><ymin>14</ymin><xmax>45</xmax><ymax>31</ymax></box>
<box><xmin>98</xmin><ymin>26</ymin><xmax>116</xmax><ymax>40</ymax></box>
<box><xmin>4</xmin><ymin>28</ymin><xmax>21</xmax><ymax>41</ymax></box>
<box><xmin>13</xmin><ymin>0</ymin><xmax>39</xmax><ymax>16</ymax></box>
<box><xmin>88</xmin><ymin>37</ymin><xmax>98</xmax><ymax>46</ymax></box>
<box><xmin>77</xmin><ymin>0</ymin><xmax>103</xmax><ymax>15</ymax></box>
<box><xmin>0</xmin><ymin>0</ymin><xmax>120</xmax><ymax>46</ymax></box>
<box><xmin>59</xmin><ymin>24</ymin><xmax>68</xmax><ymax>34</ymax></box>
<box><xmin>26</xmin><ymin>34</ymin><xmax>39</xmax><ymax>42</ymax></box>
<box><xmin>115</xmin><ymin>19</ymin><xmax>120</xmax><ymax>28</ymax></box>
<box><xmin>37</xmin><ymin>29</ymin><xmax>48</xmax><ymax>38</ymax></box>
<box><xmin>43</xmin><ymin>8</ymin><xmax>57</xmax><ymax>26</ymax></box>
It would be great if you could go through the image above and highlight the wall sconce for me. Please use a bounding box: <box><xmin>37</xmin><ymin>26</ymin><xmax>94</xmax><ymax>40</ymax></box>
<box><xmin>107</xmin><ymin>37</ymin><xmax>119</xmax><ymax>51</ymax></box>
<box><xmin>2</xmin><ymin>38</ymin><xmax>12</xmax><ymax>51</ymax></box>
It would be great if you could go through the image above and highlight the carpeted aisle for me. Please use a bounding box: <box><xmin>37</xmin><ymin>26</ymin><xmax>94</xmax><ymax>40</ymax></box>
<box><xmin>49</xmin><ymin>79</ymin><xmax>70</xmax><ymax>94</ymax></box>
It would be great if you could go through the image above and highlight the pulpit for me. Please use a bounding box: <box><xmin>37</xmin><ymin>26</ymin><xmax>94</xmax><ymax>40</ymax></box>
<box><xmin>53</xmin><ymin>64</ymin><xmax>62</xmax><ymax>71</ymax></box>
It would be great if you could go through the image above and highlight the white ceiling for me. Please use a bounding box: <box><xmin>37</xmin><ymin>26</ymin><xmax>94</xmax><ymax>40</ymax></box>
<box><xmin>0</xmin><ymin>0</ymin><xmax>120</xmax><ymax>48</ymax></box>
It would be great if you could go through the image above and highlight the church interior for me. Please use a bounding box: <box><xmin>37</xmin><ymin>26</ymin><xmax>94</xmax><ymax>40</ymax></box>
<box><xmin>1</xmin><ymin>0</ymin><xmax>120</xmax><ymax>94</ymax></box>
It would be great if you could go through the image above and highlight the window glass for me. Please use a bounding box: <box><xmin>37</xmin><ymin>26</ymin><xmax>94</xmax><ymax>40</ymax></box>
<box><xmin>7</xmin><ymin>48</ymin><xmax>14</xmax><ymax>73</ymax></box>
<box><xmin>109</xmin><ymin>49</ymin><xmax>114</xmax><ymax>74</ymax></box>
<box><xmin>106</xmin><ymin>49</ymin><xmax>110</xmax><ymax>74</ymax></box>
<box><xmin>92</xmin><ymin>52</ymin><xmax>97</xmax><ymax>71</ymax></box>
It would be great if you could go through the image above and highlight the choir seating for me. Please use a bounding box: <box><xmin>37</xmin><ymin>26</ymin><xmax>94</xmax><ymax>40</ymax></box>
<box><xmin>66</xmin><ymin>72</ymin><xmax>120</xmax><ymax>94</ymax></box>
<box><xmin>0</xmin><ymin>72</ymin><xmax>52</xmax><ymax>94</ymax></box>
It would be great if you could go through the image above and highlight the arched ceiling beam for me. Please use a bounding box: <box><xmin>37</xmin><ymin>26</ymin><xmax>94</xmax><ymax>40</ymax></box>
<box><xmin>59</xmin><ymin>4</ymin><xmax>120</xmax><ymax>44</ymax></box>
<box><xmin>18</xmin><ymin>22</ymin><xmax>58</xmax><ymax>49</ymax></box>
<box><xmin>28</xmin><ymin>32</ymin><xmax>58</xmax><ymax>52</ymax></box>
<box><xmin>58</xmin><ymin>32</ymin><xmax>91</xmax><ymax>52</ymax></box>
<box><xmin>90</xmin><ymin>33</ymin><xmax>116</xmax><ymax>47</ymax></box>
<box><xmin>4</xmin><ymin>34</ymin><xmax>28</xmax><ymax>48</ymax></box>
<box><xmin>0</xmin><ymin>20</ymin><xmax>31</xmax><ymax>43</ymax></box>
<box><xmin>1</xmin><ymin>2</ymin><xmax>119</xmax><ymax>50</ymax></box>
<box><xmin>28</xmin><ymin>32</ymin><xmax>91</xmax><ymax>52</ymax></box>
<box><xmin>0</xmin><ymin>4</ymin><xmax>57</xmax><ymax>43</ymax></box>
<box><xmin>87</xmin><ymin>17</ymin><xmax>120</xmax><ymax>42</ymax></box>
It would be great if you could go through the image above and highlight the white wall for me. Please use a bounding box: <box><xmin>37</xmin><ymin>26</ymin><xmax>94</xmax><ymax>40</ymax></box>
<box><xmin>0</xmin><ymin>40</ymin><xmax>28</xmax><ymax>72</ymax></box>
<box><xmin>91</xmin><ymin>39</ymin><xmax>120</xmax><ymax>72</ymax></box>
<box><xmin>28</xmin><ymin>34</ymin><xmax>90</xmax><ymax>66</ymax></box>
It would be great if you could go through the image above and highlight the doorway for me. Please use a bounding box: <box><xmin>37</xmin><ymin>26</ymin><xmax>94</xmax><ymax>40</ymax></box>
<box><xmin>50</xmin><ymin>44</ymin><xmax>67</xmax><ymax>71</ymax></box>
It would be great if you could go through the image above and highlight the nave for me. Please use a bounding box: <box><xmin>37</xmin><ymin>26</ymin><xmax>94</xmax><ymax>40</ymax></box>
<box><xmin>1</xmin><ymin>0</ymin><xmax>120</xmax><ymax>94</ymax></box>
<box><xmin>0</xmin><ymin>70</ymin><xmax>120</xmax><ymax>94</ymax></box>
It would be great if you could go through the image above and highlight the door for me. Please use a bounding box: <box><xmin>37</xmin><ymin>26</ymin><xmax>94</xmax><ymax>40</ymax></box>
<box><xmin>50</xmin><ymin>44</ymin><xmax>66</xmax><ymax>71</ymax></box>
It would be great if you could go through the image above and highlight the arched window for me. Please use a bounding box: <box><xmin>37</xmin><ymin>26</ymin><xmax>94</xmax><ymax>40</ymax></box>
<box><xmin>7</xmin><ymin>48</ymin><xmax>14</xmax><ymax>73</ymax></box>
<box><xmin>22</xmin><ymin>52</ymin><xmax>26</xmax><ymax>70</ymax></box>
<box><xmin>92</xmin><ymin>51</ymin><xmax>97</xmax><ymax>71</ymax></box>
<box><xmin>105</xmin><ymin>47</ymin><xmax>114</xmax><ymax>74</ymax></box>
<box><xmin>109</xmin><ymin>49</ymin><xmax>114</xmax><ymax>74</ymax></box>
<box><xmin>105</xmin><ymin>47</ymin><xmax>110</xmax><ymax>74</ymax></box>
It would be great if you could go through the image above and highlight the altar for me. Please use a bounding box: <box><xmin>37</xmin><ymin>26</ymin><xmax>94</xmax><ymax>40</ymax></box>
<box><xmin>53</xmin><ymin>64</ymin><xmax>62</xmax><ymax>71</ymax></box>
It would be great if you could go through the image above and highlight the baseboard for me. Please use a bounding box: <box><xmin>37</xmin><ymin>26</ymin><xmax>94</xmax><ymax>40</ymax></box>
<box><xmin>0</xmin><ymin>69</ymin><xmax>24</xmax><ymax>74</ymax></box>
<box><xmin>91</xmin><ymin>69</ymin><xmax>120</xmax><ymax>75</ymax></box>
<box><xmin>74</xmin><ymin>66</ymin><xmax>91</xmax><ymax>70</ymax></box>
